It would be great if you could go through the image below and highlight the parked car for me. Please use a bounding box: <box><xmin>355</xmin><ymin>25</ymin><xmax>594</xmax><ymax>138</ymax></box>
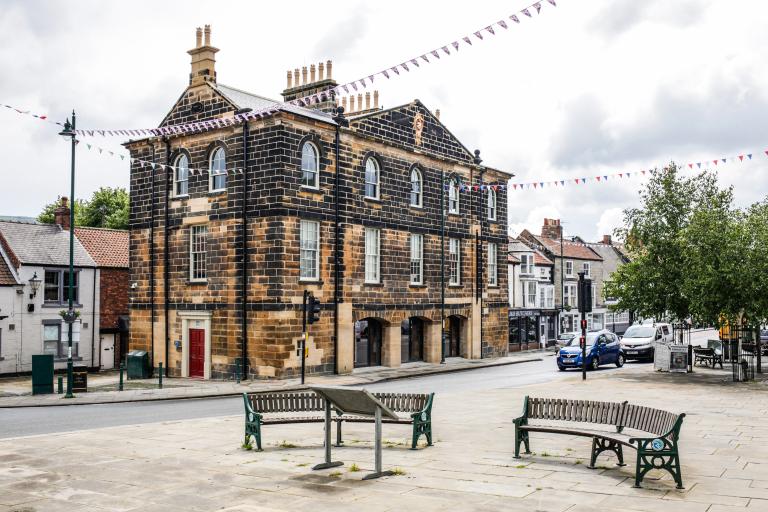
<box><xmin>557</xmin><ymin>330</ymin><xmax>625</xmax><ymax>371</ymax></box>
<box><xmin>620</xmin><ymin>323</ymin><xmax>674</xmax><ymax>361</ymax></box>
<box><xmin>555</xmin><ymin>332</ymin><xmax>578</xmax><ymax>349</ymax></box>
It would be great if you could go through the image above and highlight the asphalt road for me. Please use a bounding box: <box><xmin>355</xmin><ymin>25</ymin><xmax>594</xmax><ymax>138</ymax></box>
<box><xmin>0</xmin><ymin>354</ymin><xmax>644</xmax><ymax>440</ymax></box>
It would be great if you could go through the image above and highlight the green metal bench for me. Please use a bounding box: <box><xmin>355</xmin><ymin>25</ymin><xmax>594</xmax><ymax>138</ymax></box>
<box><xmin>243</xmin><ymin>391</ymin><xmax>434</xmax><ymax>451</ymax></box>
<box><xmin>513</xmin><ymin>396</ymin><xmax>685</xmax><ymax>489</ymax></box>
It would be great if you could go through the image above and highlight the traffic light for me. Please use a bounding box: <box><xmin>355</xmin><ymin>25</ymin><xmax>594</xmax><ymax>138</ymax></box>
<box><xmin>578</xmin><ymin>278</ymin><xmax>593</xmax><ymax>314</ymax></box>
<box><xmin>308</xmin><ymin>294</ymin><xmax>321</xmax><ymax>324</ymax></box>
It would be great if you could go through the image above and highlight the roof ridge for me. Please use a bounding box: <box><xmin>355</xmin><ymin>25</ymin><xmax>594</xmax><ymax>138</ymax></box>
<box><xmin>216</xmin><ymin>83</ymin><xmax>281</xmax><ymax>105</ymax></box>
<box><xmin>75</xmin><ymin>226</ymin><xmax>128</xmax><ymax>233</ymax></box>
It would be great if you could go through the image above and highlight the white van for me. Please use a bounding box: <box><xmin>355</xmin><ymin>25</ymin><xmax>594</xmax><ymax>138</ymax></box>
<box><xmin>620</xmin><ymin>323</ymin><xmax>673</xmax><ymax>361</ymax></box>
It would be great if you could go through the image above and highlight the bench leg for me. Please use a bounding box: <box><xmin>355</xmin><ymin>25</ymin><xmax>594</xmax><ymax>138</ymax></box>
<box><xmin>335</xmin><ymin>419</ymin><xmax>343</xmax><ymax>447</ymax></box>
<box><xmin>633</xmin><ymin>451</ymin><xmax>683</xmax><ymax>489</ymax></box>
<box><xmin>410</xmin><ymin>421</ymin><xmax>432</xmax><ymax>449</ymax></box>
<box><xmin>589</xmin><ymin>437</ymin><xmax>626</xmax><ymax>469</ymax></box>
<box><xmin>514</xmin><ymin>428</ymin><xmax>530</xmax><ymax>459</ymax></box>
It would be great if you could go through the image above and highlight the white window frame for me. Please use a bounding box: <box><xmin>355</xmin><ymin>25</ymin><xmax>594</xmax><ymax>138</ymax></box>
<box><xmin>545</xmin><ymin>286</ymin><xmax>555</xmax><ymax>309</ymax></box>
<box><xmin>525</xmin><ymin>281</ymin><xmax>538</xmax><ymax>308</ymax></box>
<box><xmin>209</xmin><ymin>147</ymin><xmax>227</xmax><ymax>193</ymax></box>
<box><xmin>592</xmin><ymin>283</ymin><xmax>597</xmax><ymax>308</ymax></box>
<box><xmin>449</xmin><ymin>238</ymin><xmax>461</xmax><ymax>285</ymax></box>
<box><xmin>410</xmin><ymin>168</ymin><xmax>422</xmax><ymax>207</ymax></box>
<box><xmin>300</xmin><ymin>142</ymin><xmax>320</xmax><ymax>189</ymax></box>
<box><xmin>174</xmin><ymin>153</ymin><xmax>189</xmax><ymax>197</ymax></box>
<box><xmin>520</xmin><ymin>254</ymin><xmax>534</xmax><ymax>276</ymax></box>
<box><xmin>564</xmin><ymin>284</ymin><xmax>577</xmax><ymax>308</ymax></box>
<box><xmin>488</xmin><ymin>242</ymin><xmax>497</xmax><ymax>286</ymax></box>
<box><xmin>365</xmin><ymin>228</ymin><xmax>380</xmax><ymax>283</ymax></box>
<box><xmin>189</xmin><ymin>225</ymin><xmax>208</xmax><ymax>282</ymax></box>
<box><xmin>583</xmin><ymin>262</ymin><xmax>591</xmax><ymax>277</ymax></box>
<box><xmin>364</xmin><ymin>158</ymin><xmax>380</xmax><ymax>199</ymax></box>
<box><xmin>487</xmin><ymin>189</ymin><xmax>496</xmax><ymax>221</ymax></box>
<box><xmin>410</xmin><ymin>233</ymin><xmax>423</xmax><ymax>285</ymax></box>
<box><xmin>565</xmin><ymin>260</ymin><xmax>574</xmax><ymax>277</ymax></box>
<box><xmin>300</xmin><ymin>220</ymin><xmax>320</xmax><ymax>281</ymax></box>
<box><xmin>448</xmin><ymin>178</ymin><xmax>459</xmax><ymax>214</ymax></box>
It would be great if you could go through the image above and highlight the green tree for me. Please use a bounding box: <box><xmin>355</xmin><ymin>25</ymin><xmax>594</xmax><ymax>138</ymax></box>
<box><xmin>37</xmin><ymin>187</ymin><xmax>128</xmax><ymax>230</ymax></box>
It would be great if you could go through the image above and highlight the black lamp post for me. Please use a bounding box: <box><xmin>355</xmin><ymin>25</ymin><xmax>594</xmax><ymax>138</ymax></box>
<box><xmin>58</xmin><ymin>111</ymin><xmax>77</xmax><ymax>399</ymax></box>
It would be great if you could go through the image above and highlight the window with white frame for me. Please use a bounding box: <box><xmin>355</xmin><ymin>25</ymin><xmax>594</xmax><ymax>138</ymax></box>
<box><xmin>44</xmin><ymin>269</ymin><xmax>79</xmax><ymax>304</ymax></box>
<box><xmin>525</xmin><ymin>281</ymin><xmax>537</xmax><ymax>308</ymax></box>
<box><xmin>365</xmin><ymin>228</ymin><xmax>380</xmax><ymax>283</ymax></box>
<box><xmin>410</xmin><ymin>168</ymin><xmax>422</xmax><ymax>207</ymax></box>
<box><xmin>564</xmin><ymin>284</ymin><xmax>577</xmax><ymax>308</ymax></box>
<box><xmin>488</xmin><ymin>242</ymin><xmax>497</xmax><ymax>286</ymax></box>
<box><xmin>449</xmin><ymin>238</ymin><xmax>460</xmax><ymax>285</ymax></box>
<box><xmin>174</xmin><ymin>153</ymin><xmax>189</xmax><ymax>196</ymax></box>
<box><xmin>410</xmin><ymin>233</ymin><xmax>423</xmax><ymax>285</ymax></box>
<box><xmin>583</xmin><ymin>261</ymin><xmax>591</xmax><ymax>277</ymax></box>
<box><xmin>190</xmin><ymin>225</ymin><xmax>208</xmax><ymax>281</ymax></box>
<box><xmin>520</xmin><ymin>254</ymin><xmax>534</xmax><ymax>275</ymax></box>
<box><xmin>565</xmin><ymin>260</ymin><xmax>574</xmax><ymax>277</ymax></box>
<box><xmin>448</xmin><ymin>178</ymin><xmax>459</xmax><ymax>214</ymax></box>
<box><xmin>539</xmin><ymin>267</ymin><xmax>546</xmax><ymax>278</ymax></box>
<box><xmin>300</xmin><ymin>220</ymin><xmax>320</xmax><ymax>281</ymax></box>
<box><xmin>209</xmin><ymin>147</ymin><xmax>226</xmax><ymax>192</ymax></box>
<box><xmin>301</xmin><ymin>142</ymin><xmax>319</xmax><ymax>188</ymax></box>
<box><xmin>364</xmin><ymin>158</ymin><xmax>380</xmax><ymax>199</ymax></box>
<box><xmin>545</xmin><ymin>286</ymin><xmax>555</xmax><ymax>308</ymax></box>
<box><xmin>487</xmin><ymin>188</ymin><xmax>496</xmax><ymax>221</ymax></box>
<box><xmin>42</xmin><ymin>320</ymin><xmax>77</xmax><ymax>359</ymax></box>
<box><xmin>592</xmin><ymin>283</ymin><xmax>597</xmax><ymax>308</ymax></box>
<box><xmin>538</xmin><ymin>285</ymin><xmax>546</xmax><ymax>308</ymax></box>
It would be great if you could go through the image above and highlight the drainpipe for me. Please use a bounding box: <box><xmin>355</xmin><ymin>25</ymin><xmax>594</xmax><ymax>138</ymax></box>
<box><xmin>149</xmin><ymin>142</ymin><xmax>156</xmax><ymax>370</ymax></box>
<box><xmin>474</xmin><ymin>151</ymin><xmax>484</xmax><ymax>358</ymax></box>
<box><xmin>163</xmin><ymin>138</ymin><xmax>171</xmax><ymax>377</ymax></box>
<box><xmin>332</xmin><ymin>106</ymin><xmax>348</xmax><ymax>374</ymax></box>
<box><xmin>440</xmin><ymin>169</ymin><xmax>445</xmax><ymax>364</ymax></box>
<box><xmin>91</xmin><ymin>268</ymin><xmax>97</xmax><ymax>369</ymax></box>
<box><xmin>238</xmin><ymin>108</ymin><xmax>252</xmax><ymax>382</ymax></box>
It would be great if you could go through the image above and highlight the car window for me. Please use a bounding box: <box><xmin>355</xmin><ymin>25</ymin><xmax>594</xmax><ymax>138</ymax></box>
<box><xmin>656</xmin><ymin>329</ymin><xmax>662</xmax><ymax>338</ymax></box>
<box><xmin>607</xmin><ymin>333</ymin><xmax>616</xmax><ymax>342</ymax></box>
<box><xmin>662</xmin><ymin>326</ymin><xmax>670</xmax><ymax>335</ymax></box>
<box><xmin>623</xmin><ymin>326</ymin><xmax>655</xmax><ymax>338</ymax></box>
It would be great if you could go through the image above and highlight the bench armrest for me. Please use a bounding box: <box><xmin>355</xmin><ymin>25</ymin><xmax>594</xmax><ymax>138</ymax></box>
<box><xmin>242</xmin><ymin>393</ymin><xmax>262</xmax><ymax>422</ymax></box>
<box><xmin>512</xmin><ymin>416</ymin><xmax>527</xmax><ymax>427</ymax></box>
<box><xmin>629</xmin><ymin>413</ymin><xmax>685</xmax><ymax>448</ymax></box>
<box><xmin>411</xmin><ymin>393</ymin><xmax>435</xmax><ymax>422</ymax></box>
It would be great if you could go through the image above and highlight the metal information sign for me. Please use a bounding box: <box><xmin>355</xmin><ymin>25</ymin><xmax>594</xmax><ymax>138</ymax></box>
<box><xmin>310</xmin><ymin>386</ymin><xmax>398</xmax><ymax>480</ymax></box>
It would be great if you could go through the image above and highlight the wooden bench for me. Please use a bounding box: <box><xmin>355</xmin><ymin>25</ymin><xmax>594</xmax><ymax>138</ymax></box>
<box><xmin>513</xmin><ymin>396</ymin><xmax>685</xmax><ymax>489</ymax></box>
<box><xmin>693</xmin><ymin>347</ymin><xmax>723</xmax><ymax>369</ymax></box>
<box><xmin>243</xmin><ymin>391</ymin><xmax>434</xmax><ymax>451</ymax></box>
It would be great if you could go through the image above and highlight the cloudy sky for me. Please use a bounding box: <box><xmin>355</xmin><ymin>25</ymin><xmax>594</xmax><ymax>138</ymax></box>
<box><xmin>2</xmin><ymin>0</ymin><xmax>767</xmax><ymax>240</ymax></box>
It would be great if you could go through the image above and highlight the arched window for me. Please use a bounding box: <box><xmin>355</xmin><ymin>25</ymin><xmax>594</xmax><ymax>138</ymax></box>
<box><xmin>448</xmin><ymin>178</ymin><xmax>459</xmax><ymax>214</ymax></box>
<box><xmin>209</xmin><ymin>147</ymin><xmax>226</xmax><ymax>192</ymax></box>
<box><xmin>174</xmin><ymin>154</ymin><xmax>189</xmax><ymax>197</ymax></box>
<box><xmin>410</xmin><ymin>167</ymin><xmax>422</xmax><ymax>207</ymax></box>
<box><xmin>301</xmin><ymin>142</ymin><xmax>319</xmax><ymax>188</ymax></box>
<box><xmin>364</xmin><ymin>158</ymin><xmax>380</xmax><ymax>199</ymax></box>
<box><xmin>487</xmin><ymin>188</ymin><xmax>496</xmax><ymax>221</ymax></box>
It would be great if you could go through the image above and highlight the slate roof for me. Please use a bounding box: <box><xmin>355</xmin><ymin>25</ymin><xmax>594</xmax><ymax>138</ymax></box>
<box><xmin>214</xmin><ymin>83</ymin><xmax>334</xmax><ymax>125</ymax></box>
<box><xmin>0</xmin><ymin>221</ymin><xmax>95</xmax><ymax>267</ymax></box>
<box><xmin>521</xmin><ymin>231</ymin><xmax>603</xmax><ymax>261</ymax></box>
<box><xmin>74</xmin><ymin>227</ymin><xmax>129</xmax><ymax>268</ymax></box>
<box><xmin>508</xmin><ymin>238</ymin><xmax>553</xmax><ymax>265</ymax></box>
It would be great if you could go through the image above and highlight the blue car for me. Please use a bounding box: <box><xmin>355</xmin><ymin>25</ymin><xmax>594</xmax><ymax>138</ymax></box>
<box><xmin>557</xmin><ymin>330</ymin><xmax>625</xmax><ymax>371</ymax></box>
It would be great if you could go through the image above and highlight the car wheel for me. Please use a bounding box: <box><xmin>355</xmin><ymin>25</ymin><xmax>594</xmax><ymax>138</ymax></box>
<box><xmin>616</xmin><ymin>354</ymin><xmax>625</xmax><ymax>368</ymax></box>
<box><xmin>590</xmin><ymin>357</ymin><xmax>600</xmax><ymax>371</ymax></box>
<box><xmin>558</xmin><ymin>365</ymin><xmax>566</xmax><ymax>371</ymax></box>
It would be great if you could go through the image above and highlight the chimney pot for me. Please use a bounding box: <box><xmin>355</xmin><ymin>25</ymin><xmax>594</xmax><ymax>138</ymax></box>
<box><xmin>326</xmin><ymin>60</ymin><xmax>333</xmax><ymax>79</ymax></box>
<box><xmin>195</xmin><ymin>27</ymin><xmax>202</xmax><ymax>48</ymax></box>
<box><xmin>204</xmin><ymin>24</ymin><xmax>211</xmax><ymax>46</ymax></box>
<box><xmin>301</xmin><ymin>66</ymin><xmax>308</xmax><ymax>85</ymax></box>
<box><xmin>342</xmin><ymin>96</ymin><xmax>348</xmax><ymax>111</ymax></box>
<box><xmin>310</xmin><ymin>64</ymin><xmax>316</xmax><ymax>83</ymax></box>
<box><xmin>373</xmin><ymin>90</ymin><xmax>379</xmax><ymax>109</ymax></box>
<box><xmin>349</xmin><ymin>95</ymin><xmax>355</xmax><ymax>112</ymax></box>
<box><xmin>294</xmin><ymin>69</ymin><xmax>300</xmax><ymax>87</ymax></box>
<box><xmin>286</xmin><ymin>70</ymin><xmax>293</xmax><ymax>89</ymax></box>
<box><xmin>365</xmin><ymin>91</ymin><xmax>371</xmax><ymax>110</ymax></box>
<box><xmin>318</xmin><ymin>62</ymin><xmax>325</xmax><ymax>81</ymax></box>
<box><xmin>435</xmin><ymin>109</ymin><xmax>441</xmax><ymax>120</ymax></box>
<box><xmin>357</xmin><ymin>93</ymin><xmax>363</xmax><ymax>111</ymax></box>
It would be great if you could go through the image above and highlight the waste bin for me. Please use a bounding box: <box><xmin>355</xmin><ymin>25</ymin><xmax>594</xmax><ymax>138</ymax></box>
<box><xmin>126</xmin><ymin>350</ymin><xmax>150</xmax><ymax>379</ymax></box>
<box><xmin>32</xmin><ymin>354</ymin><xmax>54</xmax><ymax>395</ymax></box>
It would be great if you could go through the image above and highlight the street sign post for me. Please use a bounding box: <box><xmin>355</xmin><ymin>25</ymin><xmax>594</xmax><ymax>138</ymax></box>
<box><xmin>310</xmin><ymin>386</ymin><xmax>399</xmax><ymax>480</ymax></box>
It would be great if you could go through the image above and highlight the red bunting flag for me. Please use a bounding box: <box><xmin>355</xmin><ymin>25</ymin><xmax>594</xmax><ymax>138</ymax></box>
<box><xmin>713</xmin><ymin>160</ymin><xmax>718</xmax><ymax>165</ymax></box>
<box><xmin>596</xmin><ymin>176</ymin><xmax>601</xmax><ymax>181</ymax></box>
<box><xmin>688</xmin><ymin>163</ymin><xmax>693</xmax><ymax>169</ymax></box>
<box><xmin>739</xmin><ymin>155</ymin><xmax>744</xmax><ymax>161</ymax></box>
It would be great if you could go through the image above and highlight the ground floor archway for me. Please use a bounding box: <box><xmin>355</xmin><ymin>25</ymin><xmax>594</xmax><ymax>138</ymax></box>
<box><xmin>354</xmin><ymin>318</ymin><xmax>383</xmax><ymax>368</ymax></box>
<box><xmin>401</xmin><ymin>317</ymin><xmax>426</xmax><ymax>363</ymax></box>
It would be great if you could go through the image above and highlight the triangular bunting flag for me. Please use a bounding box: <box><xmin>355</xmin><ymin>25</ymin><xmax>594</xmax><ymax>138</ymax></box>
<box><xmin>421</xmin><ymin>55</ymin><xmax>429</xmax><ymax>63</ymax></box>
<box><xmin>474</xmin><ymin>31</ymin><xmax>484</xmax><ymax>40</ymax></box>
<box><xmin>739</xmin><ymin>155</ymin><xmax>744</xmax><ymax>161</ymax></box>
<box><xmin>510</xmin><ymin>14</ymin><xmax>520</xmax><ymax>23</ymax></box>
<box><xmin>534</xmin><ymin>2</ymin><xmax>542</xmax><ymax>13</ymax></box>
<box><xmin>748</xmin><ymin>154</ymin><xmax>753</xmax><ymax>159</ymax></box>
<box><xmin>452</xmin><ymin>41</ymin><xmax>459</xmax><ymax>50</ymax></box>
<box><xmin>463</xmin><ymin>36</ymin><xmax>472</xmax><ymax>45</ymax></box>
<box><xmin>441</xmin><ymin>46</ymin><xmax>450</xmax><ymax>55</ymax></box>
<box><xmin>547</xmin><ymin>0</ymin><xmax>556</xmax><ymax>5</ymax></box>
<box><xmin>486</xmin><ymin>26</ymin><xmax>495</xmax><ymax>35</ymax></box>
<box><xmin>713</xmin><ymin>160</ymin><xmax>718</xmax><ymax>165</ymax></box>
<box><xmin>498</xmin><ymin>20</ymin><xmax>508</xmax><ymax>29</ymax></box>
<box><xmin>431</xmin><ymin>50</ymin><xmax>440</xmax><ymax>59</ymax></box>
<box><xmin>696</xmin><ymin>163</ymin><xmax>701</xmax><ymax>168</ymax></box>
<box><xmin>522</xmin><ymin>8</ymin><xmax>532</xmax><ymax>17</ymax></box>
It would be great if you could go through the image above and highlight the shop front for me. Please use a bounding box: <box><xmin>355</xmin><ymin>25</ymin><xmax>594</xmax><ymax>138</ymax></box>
<box><xmin>509</xmin><ymin>309</ymin><xmax>558</xmax><ymax>351</ymax></box>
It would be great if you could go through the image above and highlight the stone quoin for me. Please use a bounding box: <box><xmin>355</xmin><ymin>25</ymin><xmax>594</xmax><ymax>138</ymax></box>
<box><xmin>126</xmin><ymin>26</ymin><xmax>512</xmax><ymax>380</ymax></box>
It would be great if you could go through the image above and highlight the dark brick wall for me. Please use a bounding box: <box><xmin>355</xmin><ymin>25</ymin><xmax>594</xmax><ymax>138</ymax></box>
<box><xmin>100</xmin><ymin>268</ymin><xmax>128</xmax><ymax>329</ymax></box>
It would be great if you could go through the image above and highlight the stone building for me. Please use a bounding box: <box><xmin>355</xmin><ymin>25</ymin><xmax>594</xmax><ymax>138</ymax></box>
<box><xmin>126</xmin><ymin>27</ymin><xmax>511</xmax><ymax>380</ymax></box>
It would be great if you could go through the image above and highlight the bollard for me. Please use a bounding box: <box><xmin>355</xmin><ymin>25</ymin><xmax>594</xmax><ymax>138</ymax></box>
<box><xmin>118</xmin><ymin>363</ymin><xmax>124</xmax><ymax>391</ymax></box>
<box><xmin>158</xmin><ymin>362</ymin><xmax>163</xmax><ymax>389</ymax></box>
<box><xmin>57</xmin><ymin>376</ymin><xmax>63</xmax><ymax>394</ymax></box>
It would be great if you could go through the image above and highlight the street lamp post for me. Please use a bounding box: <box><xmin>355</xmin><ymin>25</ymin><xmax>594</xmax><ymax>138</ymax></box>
<box><xmin>59</xmin><ymin>111</ymin><xmax>77</xmax><ymax>399</ymax></box>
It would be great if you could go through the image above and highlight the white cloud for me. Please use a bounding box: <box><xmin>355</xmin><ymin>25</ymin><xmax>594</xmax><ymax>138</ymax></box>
<box><xmin>594</xmin><ymin>208</ymin><xmax>624</xmax><ymax>242</ymax></box>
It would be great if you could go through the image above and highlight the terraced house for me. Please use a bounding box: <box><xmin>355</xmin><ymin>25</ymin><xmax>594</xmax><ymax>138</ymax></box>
<box><xmin>126</xmin><ymin>27</ymin><xmax>511</xmax><ymax>380</ymax></box>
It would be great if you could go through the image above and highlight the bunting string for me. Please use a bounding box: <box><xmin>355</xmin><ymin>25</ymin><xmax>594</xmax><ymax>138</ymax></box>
<box><xmin>3</xmin><ymin>0</ymin><xmax>561</xmax><ymax>138</ymax></box>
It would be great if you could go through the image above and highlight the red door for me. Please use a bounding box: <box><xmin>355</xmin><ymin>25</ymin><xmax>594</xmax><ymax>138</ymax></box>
<box><xmin>189</xmin><ymin>328</ymin><xmax>205</xmax><ymax>378</ymax></box>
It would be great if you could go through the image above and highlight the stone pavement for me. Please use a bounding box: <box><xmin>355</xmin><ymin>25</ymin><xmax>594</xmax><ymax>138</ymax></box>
<box><xmin>1</xmin><ymin>363</ymin><xmax>767</xmax><ymax>511</ymax></box>
<box><xmin>0</xmin><ymin>352</ymin><xmax>542</xmax><ymax>408</ymax></box>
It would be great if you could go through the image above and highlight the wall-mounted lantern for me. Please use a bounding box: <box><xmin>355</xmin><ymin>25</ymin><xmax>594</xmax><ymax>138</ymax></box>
<box><xmin>28</xmin><ymin>272</ymin><xmax>42</xmax><ymax>299</ymax></box>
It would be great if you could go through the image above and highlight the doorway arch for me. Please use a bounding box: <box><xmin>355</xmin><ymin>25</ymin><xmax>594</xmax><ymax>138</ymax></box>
<box><xmin>447</xmin><ymin>315</ymin><xmax>465</xmax><ymax>358</ymax></box>
<box><xmin>401</xmin><ymin>317</ymin><xmax>426</xmax><ymax>363</ymax></box>
<box><xmin>354</xmin><ymin>318</ymin><xmax>384</xmax><ymax>367</ymax></box>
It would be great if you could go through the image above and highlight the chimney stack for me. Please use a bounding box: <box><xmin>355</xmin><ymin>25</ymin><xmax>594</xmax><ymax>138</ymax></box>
<box><xmin>365</xmin><ymin>92</ymin><xmax>371</xmax><ymax>110</ymax></box>
<box><xmin>281</xmin><ymin>60</ymin><xmax>338</xmax><ymax>113</ymax></box>
<box><xmin>318</xmin><ymin>62</ymin><xmax>325</xmax><ymax>81</ymax></box>
<box><xmin>435</xmin><ymin>109</ymin><xmax>441</xmax><ymax>120</ymax></box>
<box><xmin>349</xmin><ymin>95</ymin><xmax>356</xmax><ymax>112</ymax></box>
<box><xmin>357</xmin><ymin>93</ymin><xmax>363</xmax><ymax>112</ymax></box>
<box><xmin>54</xmin><ymin>197</ymin><xmax>71</xmax><ymax>231</ymax></box>
<box><xmin>301</xmin><ymin>66</ymin><xmax>308</xmax><ymax>85</ymax></box>
<box><xmin>541</xmin><ymin>218</ymin><xmax>563</xmax><ymax>239</ymax></box>
<box><xmin>326</xmin><ymin>60</ymin><xmax>333</xmax><ymax>79</ymax></box>
<box><xmin>310</xmin><ymin>64</ymin><xmax>316</xmax><ymax>83</ymax></box>
<box><xmin>342</xmin><ymin>96</ymin><xmax>348</xmax><ymax>112</ymax></box>
<box><xmin>187</xmin><ymin>25</ymin><xmax>219</xmax><ymax>87</ymax></box>
<box><xmin>286</xmin><ymin>70</ymin><xmax>293</xmax><ymax>89</ymax></box>
<box><xmin>373</xmin><ymin>90</ymin><xmax>379</xmax><ymax>109</ymax></box>
<box><xmin>602</xmin><ymin>234</ymin><xmax>612</xmax><ymax>245</ymax></box>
